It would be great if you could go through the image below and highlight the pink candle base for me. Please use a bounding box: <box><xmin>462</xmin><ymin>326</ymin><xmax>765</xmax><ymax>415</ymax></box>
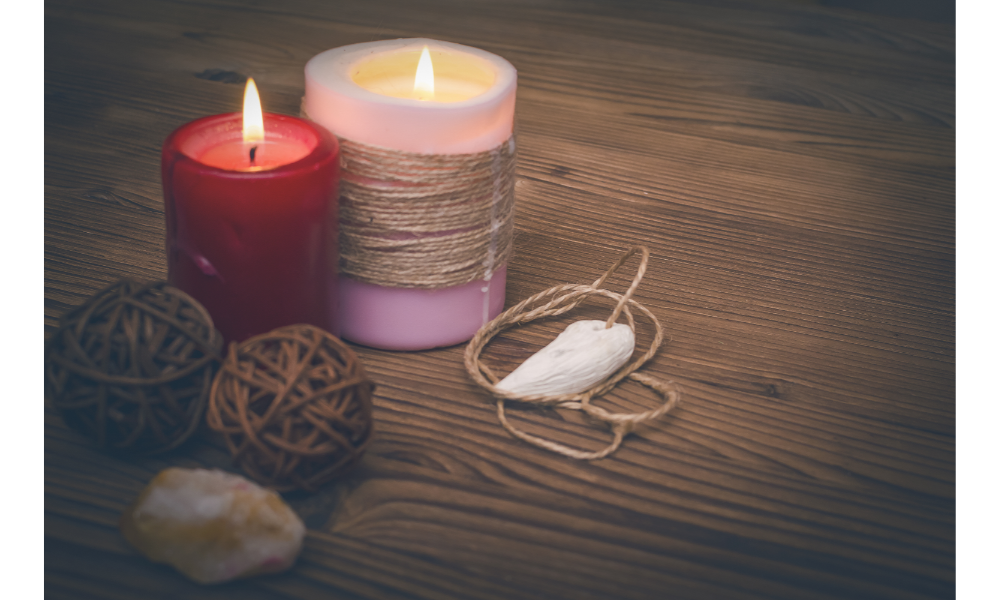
<box><xmin>339</xmin><ymin>265</ymin><xmax>506</xmax><ymax>350</ymax></box>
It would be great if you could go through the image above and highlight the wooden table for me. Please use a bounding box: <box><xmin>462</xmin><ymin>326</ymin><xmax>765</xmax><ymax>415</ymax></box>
<box><xmin>44</xmin><ymin>1</ymin><xmax>955</xmax><ymax>598</ymax></box>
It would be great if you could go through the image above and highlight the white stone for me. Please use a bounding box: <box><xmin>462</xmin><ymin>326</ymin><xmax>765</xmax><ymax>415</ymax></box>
<box><xmin>120</xmin><ymin>467</ymin><xmax>305</xmax><ymax>584</ymax></box>
<box><xmin>496</xmin><ymin>320</ymin><xmax>635</xmax><ymax>396</ymax></box>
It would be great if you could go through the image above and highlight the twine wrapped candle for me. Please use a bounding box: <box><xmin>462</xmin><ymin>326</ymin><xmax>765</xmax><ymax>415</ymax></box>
<box><xmin>304</xmin><ymin>38</ymin><xmax>517</xmax><ymax>350</ymax></box>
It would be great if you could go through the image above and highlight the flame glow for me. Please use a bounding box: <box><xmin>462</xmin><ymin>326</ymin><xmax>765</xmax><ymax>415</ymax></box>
<box><xmin>242</xmin><ymin>78</ymin><xmax>264</xmax><ymax>144</ymax></box>
<box><xmin>413</xmin><ymin>46</ymin><xmax>435</xmax><ymax>101</ymax></box>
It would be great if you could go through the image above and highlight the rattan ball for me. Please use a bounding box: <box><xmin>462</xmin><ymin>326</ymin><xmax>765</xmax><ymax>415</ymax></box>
<box><xmin>207</xmin><ymin>324</ymin><xmax>375</xmax><ymax>492</ymax></box>
<box><xmin>45</xmin><ymin>279</ymin><xmax>223</xmax><ymax>453</ymax></box>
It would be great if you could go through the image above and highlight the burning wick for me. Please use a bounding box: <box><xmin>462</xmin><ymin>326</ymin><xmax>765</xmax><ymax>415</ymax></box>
<box><xmin>249</xmin><ymin>146</ymin><xmax>258</xmax><ymax>164</ymax></box>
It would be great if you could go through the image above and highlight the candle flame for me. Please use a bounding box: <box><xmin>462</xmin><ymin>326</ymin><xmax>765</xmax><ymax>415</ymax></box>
<box><xmin>243</xmin><ymin>78</ymin><xmax>264</xmax><ymax>144</ymax></box>
<box><xmin>413</xmin><ymin>46</ymin><xmax>435</xmax><ymax>101</ymax></box>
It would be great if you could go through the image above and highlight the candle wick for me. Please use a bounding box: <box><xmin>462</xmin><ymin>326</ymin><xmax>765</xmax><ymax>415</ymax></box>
<box><xmin>249</xmin><ymin>146</ymin><xmax>258</xmax><ymax>164</ymax></box>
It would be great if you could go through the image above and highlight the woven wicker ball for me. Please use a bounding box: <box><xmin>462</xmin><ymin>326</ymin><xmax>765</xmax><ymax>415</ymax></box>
<box><xmin>207</xmin><ymin>324</ymin><xmax>375</xmax><ymax>492</ymax></box>
<box><xmin>45</xmin><ymin>279</ymin><xmax>223</xmax><ymax>453</ymax></box>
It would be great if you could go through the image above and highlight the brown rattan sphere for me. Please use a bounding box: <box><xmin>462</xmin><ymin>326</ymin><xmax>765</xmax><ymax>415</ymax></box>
<box><xmin>45</xmin><ymin>280</ymin><xmax>223</xmax><ymax>453</ymax></box>
<box><xmin>207</xmin><ymin>324</ymin><xmax>375</xmax><ymax>492</ymax></box>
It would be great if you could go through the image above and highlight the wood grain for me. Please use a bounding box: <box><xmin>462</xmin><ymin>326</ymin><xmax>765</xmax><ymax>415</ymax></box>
<box><xmin>45</xmin><ymin>0</ymin><xmax>954</xmax><ymax>598</ymax></box>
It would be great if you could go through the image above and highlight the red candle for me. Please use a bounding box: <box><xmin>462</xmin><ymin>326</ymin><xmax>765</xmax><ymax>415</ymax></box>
<box><xmin>161</xmin><ymin>81</ymin><xmax>340</xmax><ymax>344</ymax></box>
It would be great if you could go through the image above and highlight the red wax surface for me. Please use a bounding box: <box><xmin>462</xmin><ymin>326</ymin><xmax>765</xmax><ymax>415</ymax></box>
<box><xmin>162</xmin><ymin>112</ymin><xmax>340</xmax><ymax>343</ymax></box>
<box><xmin>198</xmin><ymin>138</ymin><xmax>312</xmax><ymax>171</ymax></box>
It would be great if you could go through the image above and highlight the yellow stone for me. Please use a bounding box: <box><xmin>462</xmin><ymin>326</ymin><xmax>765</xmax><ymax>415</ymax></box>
<box><xmin>120</xmin><ymin>467</ymin><xmax>305</xmax><ymax>584</ymax></box>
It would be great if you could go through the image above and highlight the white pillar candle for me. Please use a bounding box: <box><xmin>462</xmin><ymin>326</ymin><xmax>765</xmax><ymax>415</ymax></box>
<box><xmin>304</xmin><ymin>38</ymin><xmax>517</xmax><ymax>350</ymax></box>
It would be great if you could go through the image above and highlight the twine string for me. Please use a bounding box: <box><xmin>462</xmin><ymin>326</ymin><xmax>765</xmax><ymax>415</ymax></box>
<box><xmin>301</xmin><ymin>103</ymin><xmax>516</xmax><ymax>290</ymax></box>
<box><xmin>464</xmin><ymin>246</ymin><xmax>681</xmax><ymax>460</ymax></box>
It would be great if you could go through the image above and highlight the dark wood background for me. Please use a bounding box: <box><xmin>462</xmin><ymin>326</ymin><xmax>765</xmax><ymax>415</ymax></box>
<box><xmin>44</xmin><ymin>0</ymin><xmax>955</xmax><ymax>598</ymax></box>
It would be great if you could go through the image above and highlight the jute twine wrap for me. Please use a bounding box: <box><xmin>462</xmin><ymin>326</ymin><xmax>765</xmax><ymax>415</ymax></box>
<box><xmin>302</xmin><ymin>104</ymin><xmax>515</xmax><ymax>289</ymax></box>
<box><xmin>207</xmin><ymin>324</ymin><xmax>374</xmax><ymax>492</ymax></box>
<box><xmin>44</xmin><ymin>280</ymin><xmax>223</xmax><ymax>454</ymax></box>
<box><xmin>465</xmin><ymin>247</ymin><xmax>681</xmax><ymax>460</ymax></box>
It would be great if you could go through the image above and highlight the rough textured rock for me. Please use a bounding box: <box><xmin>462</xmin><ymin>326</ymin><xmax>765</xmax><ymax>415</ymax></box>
<box><xmin>120</xmin><ymin>467</ymin><xmax>305</xmax><ymax>584</ymax></box>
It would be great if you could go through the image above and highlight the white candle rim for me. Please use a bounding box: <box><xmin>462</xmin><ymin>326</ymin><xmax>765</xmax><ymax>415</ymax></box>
<box><xmin>305</xmin><ymin>38</ymin><xmax>516</xmax><ymax>109</ymax></box>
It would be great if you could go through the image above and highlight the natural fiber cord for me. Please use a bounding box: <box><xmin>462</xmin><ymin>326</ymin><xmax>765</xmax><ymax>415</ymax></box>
<box><xmin>465</xmin><ymin>247</ymin><xmax>681</xmax><ymax>459</ymax></box>
<box><xmin>302</xmin><ymin>103</ymin><xmax>516</xmax><ymax>289</ymax></box>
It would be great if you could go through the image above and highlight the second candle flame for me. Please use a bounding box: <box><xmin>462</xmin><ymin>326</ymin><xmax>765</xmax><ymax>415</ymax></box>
<box><xmin>243</xmin><ymin>78</ymin><xmax>264</xmax><ymax>145</ymax></box>
<box><xmin>413</xmin><ymin>46</ymin><xmax>435</xmax><ymax>101</ymax></box>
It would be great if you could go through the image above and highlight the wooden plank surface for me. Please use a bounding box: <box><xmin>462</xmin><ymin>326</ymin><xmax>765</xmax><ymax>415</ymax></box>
<box><xmin>44</xmin><ymin>0</ymin><xmax>955</xmax><ymax>598</ymax></box>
